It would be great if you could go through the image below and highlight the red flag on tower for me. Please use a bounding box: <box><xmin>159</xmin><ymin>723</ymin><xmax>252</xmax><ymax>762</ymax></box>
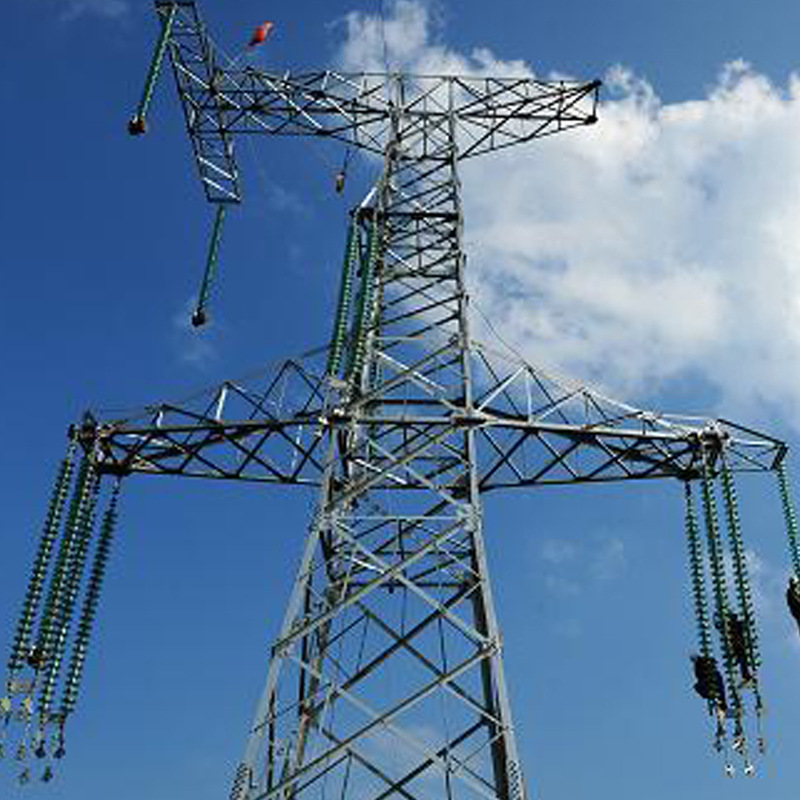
<box><xmin>248</xmin><ymin>21</ymin><xmax>275</xmax><ymax>47</ymax></box>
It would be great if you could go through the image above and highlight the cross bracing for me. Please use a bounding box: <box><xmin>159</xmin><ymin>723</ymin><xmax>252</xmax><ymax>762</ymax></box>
<box><xmin>80</xmin><ymin>343</ymin><xmax>783</xmax><ymax>489</ymax></box>
<box><xmin>152</xmin><ymin>0</ymin><xmax>599</xmax><ymax>202</ymax></box>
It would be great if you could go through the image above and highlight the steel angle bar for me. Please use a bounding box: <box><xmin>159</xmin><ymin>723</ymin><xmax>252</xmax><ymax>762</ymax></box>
<box><xmin>473</xmin><ymin>366</ymin><xmax>527</xmax><ymax>414</ymax></box>
<box><xmin>478</xmin><ymin>428</ymin><xmax>562</xmax><ymax>489</ymax></box>
<box><xmin>343</xmin><ymin>590</ymin><xmax>495</xmax><ymax>723</ymax></box>
<box><xmin>361</xmin><ymin>349</ymin><xmax>460</xmax><ymax>409</ymax></box>
<box><xmin>271</xmin><ymin>517</ymin><xmax>476</xmax><ymax>658</ymax></box>
<box><xmin>317</xmin><ymin>726</ymin><xmax>426</xmax><ymax>800</ymax></box>
<box><xmin>379</xmin><ymin>292</ymin><xmax>461</xmax><ymax>331</ymax></box>
<box><xmin>586</xmin><ymin>432</ymin><xmax>695</xmax><ymax>477</ymax></box>
<box><xmin>381</xmin><ymin>275</ymin><xmax>458</xmax><ymax>316</ymax></box>
<box><xmin>362</xmin><ymin>433</ymin><xmax>466</xmax><ymax>496</ymax></box>
<box><xmin>89</xmin><ymin>420</ymin><xmax>326</xmax><ymax>483</ymax></box>
<box><xmin>457</xmin><ymin>98</ymin><xmax>598</xmax><ymax>158</ymax></box>
<box><xmin>280</xmin><ymin>749</ymin><xmax>352</xmax><ymax>800</ymax></box>
<box><xmin>332</xmin><ymin>427</ymin><xmax>462</xmax><ymax>504</ymax></box>
<box><xmin>577</xmin><ymin>437</ymin><xmax>656</xmax><ymax>482</ymax></box>
<box><xmin>262</xmin><ymin>646</ymin><xmax>497</xmax><ymax>800</ymax></box>
<box><xmin>365</xmin><ymin>721</ymin><xmax>487</xmax><ymax>800</ymax></box>
<box><xmin>358</xmin><ymin>421</ymin><xmax>458</xmax><ymax>462</ymax></box>
<box><xmin>322</xmin><ymin>519</ymin><xmax>490</xmax><ymax>648</ymax></box>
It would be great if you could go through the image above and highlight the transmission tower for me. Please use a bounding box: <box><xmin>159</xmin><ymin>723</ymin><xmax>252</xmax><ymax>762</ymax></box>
<box><xmin>3</xmin><ymin>0</ymin><xmax>797</xmax><ymax>794</ymax></box>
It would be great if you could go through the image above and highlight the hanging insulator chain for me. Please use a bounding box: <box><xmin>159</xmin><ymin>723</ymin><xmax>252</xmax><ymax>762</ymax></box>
<box><xmin>60</xmin><ymin>480</ymin><xmax>122</xmax><ymax>720</ymax></box>
<box><xmin>720</xmin><ymin>465</ymin><xmax>762</xmax><ymax>678</ymax></box>
<box><xmin>685</xmin><ymin>482</ymin><xmax>712</xmax><ymax>658</ymax></box>
<box><xmin>700</xmin><ymin>462</ymin><xmax>742</xmax><ymax>723</ymax></box>
<box><xmin>36</xmin><ymin>461</ymin><xmax>100</xmax><ymax>728</ymax></box>
<box><xmin>33</xmin><ymin>457</ymin><xmax>94</xmax><ymax>674</ymax></box>
<box><xmin>192</xmin><ymin>203</ymin><xmax>227</xmax><ymax>328</ymax></box>
<box><xmin>777</xmin><ymin>462</ymin><xmax>800</xmax><ymax>580</ymax></box>
<box><xmin>7</xmin><ymin>441</ymin><xmax>78</xmax><ymax>675</ymax></box>
<box><xmin>347</xmin><ymin>211</ymin><xmax>382</xmax><ymax>385</ymax></box>
<box><xmin>327</xmin><ymin>218</ymin><xmax>361</xmax><ymax>378</ymax></box>
<box><xmin>229</xmin><ymin>763</ymin><xmax>252</xmax><ymax>800</ymax></box>
<box><xmin>128</xmin><ymin>1</ymin><xmax>178</xmax><ymax>135</ymax></box>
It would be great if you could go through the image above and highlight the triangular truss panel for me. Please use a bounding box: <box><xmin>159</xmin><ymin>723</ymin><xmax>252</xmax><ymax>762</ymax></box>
<box><xmin>82</xmin><ymin>342</ymin><xmax>783</xmax><ymax>491</ymax></box>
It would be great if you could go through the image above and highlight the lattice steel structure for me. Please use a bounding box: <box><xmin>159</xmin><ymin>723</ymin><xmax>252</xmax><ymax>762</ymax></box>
<box><xmin>7</xmin><ymin>0</ymin><xmax>788</xmax><ymax>795</ymax></box>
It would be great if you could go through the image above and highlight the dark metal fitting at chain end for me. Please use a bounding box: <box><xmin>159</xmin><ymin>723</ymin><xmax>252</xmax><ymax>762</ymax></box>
<box><xmin>96</xmin><ymin>461</ymin><xmax>132</xmax><ymax>478</ymax></box>
<box><xmin>699</xmin><ymin>429</ymin><xmax>730</xmax><ymax>459</ymax></box>
<box><xmin>128</xmin><ymin>116</ymin><xmax>147</xmax><ymax>136</ymax></box>
<box><xmin>68</xmin><ymin>414</ymin><xmax>98</xmax><ymax>450</ymax></box>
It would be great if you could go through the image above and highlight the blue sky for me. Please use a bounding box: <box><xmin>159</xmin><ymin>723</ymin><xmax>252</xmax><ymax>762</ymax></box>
<box><xmin>5</xmin><ymin>1</ymin><xmax>800</xmax><ymax>799</ymax></box>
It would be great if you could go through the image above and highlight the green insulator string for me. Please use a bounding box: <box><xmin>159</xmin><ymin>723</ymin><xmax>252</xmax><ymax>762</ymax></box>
<box><xmin>191</xmin><ymin>203</ymin><xmax>227</xmax><ymax>327</ymax></box>
<box><xmin>7</xmin><ymin>456</ymin><xmax>94</xmax><ymax>767</ymax></box>
<box><xmin>685</xmin><ymin>482</ymin><xmax>712</xmax><ymax>659</ymax></box>
<box><xmin>700</xmin><ymin>459</ymin><xmax>753</xmax><ymax>773</ymax></box>
<box><xmin>776</xmin><ymin>461</ymin><xmax>800</xmax><ymax>580</ymax></box>
<box><xmin>128</xmin><ymin>1</ymin><xmax>178</xmax><ymax>134</ymax></box>
<box><xmin>327</xmin><ymin>218</ymin><xmax>361</xmax><ymax>378</ymax></box>
<box><xmin>34</xmin><ymin>457</ymin><xmax>94</xmax><ymax>667</ymax></box>
<box><xmin>720</xmin><ymin>463</ymin><xmax>765</xmax><ymax>760</ymax></box>
<box><xmin>59</xmin><ymin>480</ymin><xmax>122</xmax><ymax>726</ymax></box>
<box><xmin>686</xmin><ymin>479</ymin><xmax>731</xmax><ymax>768</ymax></box>
<box><xmin>35</xmin><ymin>461</ymin><xmax>100</xmax><ymax>741</ymax></box>
<box><xmin>700</xmin><ymin>466</ymin><xmax>739</xmax><ymax>704</ymax></box>
<box><xmin>346</xmin><ymin>211</ymin><xmax>382</xmax><ymax>386</ymax></box>
<box><xmin>720</xmin><ymin>465</ymin><xmax>762</xmax><ymax>675</ymax></box>
<box><xmin>7</xmin><ymin>440</ymin><xmax>77</xmax><ymax>676</ymax></box>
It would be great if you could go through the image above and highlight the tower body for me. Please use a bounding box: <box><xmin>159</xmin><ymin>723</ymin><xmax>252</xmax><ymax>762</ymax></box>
<box><xmin>236</xmin><ymin>81</ymin><xmax>525</xmax><ymax>800</ymax></box>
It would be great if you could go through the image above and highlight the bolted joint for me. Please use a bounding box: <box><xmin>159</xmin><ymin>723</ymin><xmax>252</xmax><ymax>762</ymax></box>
<box><xmin>451</xmin><ymin>413</ymin><xmax>484</xmax><ymax>427</ymax></box>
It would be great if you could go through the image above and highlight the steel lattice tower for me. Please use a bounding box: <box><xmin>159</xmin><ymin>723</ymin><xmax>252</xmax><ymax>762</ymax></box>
<box><xmin>5</xmin><ymin>0</ymin><xmax>788</xmax><ymax>795</ymax></box>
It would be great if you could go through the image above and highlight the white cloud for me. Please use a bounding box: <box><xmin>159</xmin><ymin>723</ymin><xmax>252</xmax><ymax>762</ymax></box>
<box><xmin>543</xmin><ymin>574</ymin><xmax>581</xmax><ymax>598</ymax></box>
<box><xmin>589</xmin><ymin>537</ymin><xmax>626</xmax><ymax>582</ymax></box>
<box><xmin>338</xmin><ymin>1</ymin><xmax>527</xmax><ymax>76</ymax></box>
<box><xmin>540</xmin><ymin>538</ymin><xmax>581</xmax><ymax>565</ymax></box>
<box><xmin>264</xmin><ymin>182</ymin><xmax>310</xmax><ymax>217</ymax></box>
<box><xmin>60</xmin><ymin>0</ymin><xmax>129</xmax><ymax>21</ymax></box>
<box><xmin>338</xmin><ymin>3</ymin><xmax>800</xmax><ymax>427</ymax></box>
<box><xmin>536</xmin><ymin>533</ymin><xmax>626</xmax><ymax>599</ymax></box>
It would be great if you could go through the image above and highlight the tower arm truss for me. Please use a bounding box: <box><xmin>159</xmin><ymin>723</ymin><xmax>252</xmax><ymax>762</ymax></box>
<box><xmin>77</xmin><ymin>347</ymin><xmax>785</xmax><ymax>488</ymax></box>
<box><xmin>153</xmin><ymin>0</ymin><xmax>599</xmax><ymax>202</ymax></box>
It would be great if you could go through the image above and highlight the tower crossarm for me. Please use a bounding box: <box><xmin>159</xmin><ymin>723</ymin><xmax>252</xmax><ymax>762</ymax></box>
<box><xmin>76</xmin><ymin>353</ymin><xmax>331</xmax><ymax>484</ymax></box>
<box><xmin>468</xmin><ymin>342</ymin><xmax>785</xmax><ymax>488</ymax></box>
<box><xmin>473</xmin><ymin>416</ymin><xmax>785</xmax><ymax>490</ymax></box>
<box><xmin>151</xmin><ymin>0</ymin><xmax>599</xmax><ymax>201</ymax></box>
<box><xmin>184</xmin><ymin>69</ymin><xmax>600</xmax><ymax>155</ymax></box>
<box><xmin>74</xmin><ymin>352</ymin><xmax>785</xmax><ymax>489</ymax></box>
